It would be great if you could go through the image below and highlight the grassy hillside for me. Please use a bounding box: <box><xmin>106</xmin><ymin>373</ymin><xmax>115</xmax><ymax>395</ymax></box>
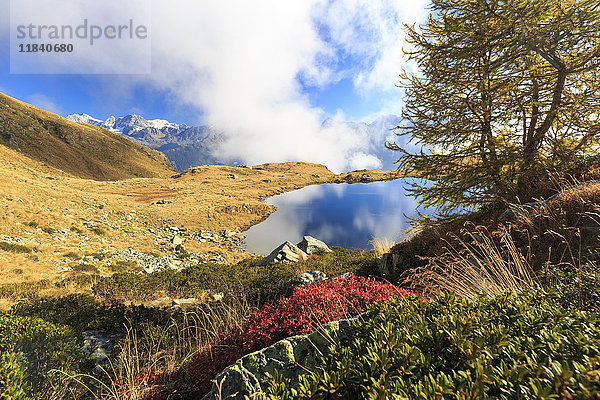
<box><xmin>0</xmin><ymin>92</ymin><xmax>175</xmax><ymax>180</ymax></box>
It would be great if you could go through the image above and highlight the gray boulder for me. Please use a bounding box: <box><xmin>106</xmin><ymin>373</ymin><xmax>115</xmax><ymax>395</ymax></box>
<box><xmin>202</xmin><ymin>315</ymin><xmax>361</xmax><ymax>400</ymax></box>
<box><xmin>294</xmin><ymin>270</ymin><xmax>328</xmax><ymax>286</ymax></box>
<box><xmin>296</xmin><ymin>235</ymin><xmax>332</xmax><ymax>254</ymax></box>
<box><xmin>82</xmin><ymin>330</ymin><xmax>121</xmax><ymax>368</ymax></box>
<box><xmin>376</xmin><ymin>253</ymin><xmax>402</xmax><ymax>277</ymax></box>
<box><xmin>255</xmin><ymin>241</ymin><xmax>308</xmax><ymax>266</ymax></box>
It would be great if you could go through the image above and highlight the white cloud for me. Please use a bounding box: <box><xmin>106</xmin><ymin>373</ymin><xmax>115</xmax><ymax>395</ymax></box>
<box><xmin>3</xmin><ymin>0</ymin><xmax>429</xmax><ymax>172</ymax></box>
<box><xmin>28</xmin><ymin>94</ymin><xmax>61</xmax><ymax>114</ymax></box>
<box><xmin>143</xmin><ymin>0</ymin><xmax>430</xmax><ymax>172</ymax></box>
<box><xmin>314</xmin><ymin>0</ymin><xmax>429</xmax><ymax>93</ymax></box>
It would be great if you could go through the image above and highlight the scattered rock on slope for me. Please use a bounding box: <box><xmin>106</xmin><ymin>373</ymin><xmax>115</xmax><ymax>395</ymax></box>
<box><xmin>255</xmin><ymin>241</ymin><xmax>308</xmax><ymax>266</ymax></box>
<box><xmin>297</xmin><ymin>235</ymin><xmax>332</xmax><ymax>254</ymax></box>
<box><xmin>202</xmin><ymin>315</ymin><xmax>361</xmax><ymax>400</ymax></box>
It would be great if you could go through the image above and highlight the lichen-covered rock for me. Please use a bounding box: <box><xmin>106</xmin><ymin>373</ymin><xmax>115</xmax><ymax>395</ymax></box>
<box><xmin>202</xmin><ymin>315</ymin><xmax>362</xmax><ymax>399</ymax></box>
<box><xmin>376</xmin><ymin>253</ymin><xmax>402</xmax><ymax>277</ymax></box>
<box><xmin>296</xmin><ymin>235</ymin><xmax>332</xmax><ymax>254</ymax></box>
<box><xmin>255</xmin><ymin>241</ymin><xmax>308</xmax><ymax>266</ymax></box>
<box><xmin>294</xmin><ymin>270</ymin><xmax>328</xmax><ymax>286</ymax></box>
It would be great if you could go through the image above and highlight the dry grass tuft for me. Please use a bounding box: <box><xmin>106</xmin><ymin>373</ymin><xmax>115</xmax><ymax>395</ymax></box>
<box><xmin>85</xmin><ymin>299</ymin><xmax>251</xmax><ymax>400</ymax></box>
<box><xmin>369</xmin><ymin>237</ymin><xmax>396</xmax><ymax>257</ymax></box>
<box><xmin>404</xmin><ymin>227</ymin><xmax>535</xmax><ymax>301</ymax></box>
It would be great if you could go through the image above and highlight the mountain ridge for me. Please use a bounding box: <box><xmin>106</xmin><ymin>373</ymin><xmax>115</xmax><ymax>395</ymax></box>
<box><xmin>67</xmin><ymin>112</ymin><xmax>404</xmax><ymax>172</ymax></box>
<box><xmin>0</xmin><ymin>93</ymin><xmax>175</xmax><ymax>180</ymax></box>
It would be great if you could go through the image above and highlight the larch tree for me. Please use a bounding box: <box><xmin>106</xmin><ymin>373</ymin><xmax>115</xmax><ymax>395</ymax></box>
<box><xmin>390</xmin><ymin>0</ymin><xmax>600</xmax><ymax>214</ymax></box>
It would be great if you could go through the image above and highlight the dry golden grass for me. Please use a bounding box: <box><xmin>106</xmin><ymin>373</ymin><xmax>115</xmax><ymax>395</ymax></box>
<box><xmin>72</xmin><ymin>300</ymin><xmax>251</xmax><ymax>400</ymax></box>
<box><xmin>404</xmin><ymin>228</ymin><xmax>535</xmax><ymax>300</ymax></box>
<box><xmin>0</xmin><ymin>92</ymin><xmax>174</xmax><ymax>181</ymax></box>
<box><xmin>369</xmin><ymin>237</ymin><xmax>396</xmax><ymax>257</ymax></box>
<box><xmin>0</xmin><ymin>138</ymin><xmax>399</xmax><ymax>287</ymax></box>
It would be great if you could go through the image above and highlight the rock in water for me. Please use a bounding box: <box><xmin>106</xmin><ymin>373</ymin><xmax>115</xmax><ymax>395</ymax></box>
<box><xmin>255</xmin><ymin>241</ymin><xmax>308</xmax><ymax>266</ymax></box>
<box><xmin>296</xmin><ymin>235</ymin><xmax>332</xmax><ymax>254</ymax></box>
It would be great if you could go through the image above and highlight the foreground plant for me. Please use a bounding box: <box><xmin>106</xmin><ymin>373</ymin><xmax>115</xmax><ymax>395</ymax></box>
<box><xmin>147</xmin><ymin>275</ymin><xmax>414</xmax><ymax>398</ymax></box>
<box><xmin>262</xmin><ymin>290</ymin><xmax>600</xmax><ymax>399</ymax></box>
<box><xmin>405</xmin><ymin>227</ymin><xmax>535</xmax><ymax>300</ymax></box>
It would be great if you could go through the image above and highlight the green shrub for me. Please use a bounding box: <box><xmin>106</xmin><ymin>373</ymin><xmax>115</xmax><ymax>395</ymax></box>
<box><xmin>55</xmin><ymin>274</ymin><xmax>96</xmax><ymax>290</ymax></box>
<box><xmin>108</xmin><ymin>260</ymin><xmax>140</xmax><ymax>273</ymax></box>
<box><xmin>11</xmin><ymin>294</ymin><xmax>170</xmax><ymax>334</ymax></box>
<box><xmin>73</xmin><ymin>263</ymin><xmax>98</xmax><ymax>273</ymax></box>
<box><xmin>27</xmin><ymin>221</ymin><xmax>38</xmax><ymax>228</ymax></box>
<box><xmin>63</xmin><ymin>252</ymin><xmax>79</xmax><ymax>259</ymax></box>
<box><xmin>86</xmin><ymin>252</ymin><xmax>106</xmax><ymax>260</ymax></box>
<box><xmin>108</xmin><ymin>264</ymin><xmax>128</xmax><ymax>273</ymax></box>
<box><xmin>93</xmin><ymin>260</ymin><xmax>298</xmax><ymax>304</ymax></box>
<box><xmin>93</xmin><ymin>251</ymin><xmax>373</xmax><ymax>305</ymax></box>
<box><xmin>0</xmin><ymin>313</ymin><xmax>92</xmax><ymax>397</ymax></box>
<box><xmin>0</xmin><ymin>280</ymin><xmax>52</xmax><ymax>300</ymax></box>
<box><xmin>295</xmin><ymin>247</ymin><xmax>378</xmax><ymax>278</ymax></box>
<box><xmin>41</xmin><ymin>227</ymin><xmax>55</xmax><ymax>235</ymax></box>
<box><xmin>263</xmin><ymin>291</ymin><xmax>600</xmax><ymax>399</ymax></box>
<box><xmin>0</xmin><ymin>242</ymin><xmax>32</xmax><ymax>254</ymax></box>
<box><xmin>70</xmin><ymin>226</ymin><xmax>84</xmax><ymax>234</ymax></box>
<box><xmin>0</xmin><ymin>352</ymin><xmax>28</xmax><ymax>400</ymax></box>
<box><xmin>89</xmin><ymin>227</ymin><xmax>105</xmax><ymax>236</ymax></box>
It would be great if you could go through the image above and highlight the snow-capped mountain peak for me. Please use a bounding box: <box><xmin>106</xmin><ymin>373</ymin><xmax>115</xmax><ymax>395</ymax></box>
<box><xmin>66</xmin><ymin>113</ymin><xmax>104</xmax><ymax>126</ymax></box>
<box><xmin>148</xmin><ymin>118</ymin><xmax>183</xmax><ymax>130</ymax></box>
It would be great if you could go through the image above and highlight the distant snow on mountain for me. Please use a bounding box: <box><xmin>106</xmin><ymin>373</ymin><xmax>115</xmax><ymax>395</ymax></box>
<box><xmin>66</xmin><ymin>112</ymin><xmax>406</xmax><ymax>172</ymax></box>
<box><xmin>67</xmin><ymin>113</ymin><xmax>104</xmax><ymax>126</ymax></box>
<box><xmin>67</xmin><ymin>113</ymin><xmax>225</xmax><ymax>171</ymax></box>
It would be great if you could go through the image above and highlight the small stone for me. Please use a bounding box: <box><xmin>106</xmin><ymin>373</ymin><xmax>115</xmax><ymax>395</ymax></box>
<box><xmin>171</xmin><ymin>298</ymin><xmax>197</xmax><ymax>310</ymax></box>
<box><xmin>172</xmin><ymin>236</ymin><xmax>183</xmax><ymax>246</ymax></box>
<box><xmin>295</xmin><ymin>271</ymin><xmax>328</xmax><ymax>286</ymax></box>
<box><xmin>150</xmin><ymin>297</ymin><xmax>173</xmax><ymax>307</ymax></box>
<box><xmin>211</xmin><ymin>292</ymin><xmax>224</xmax><ymax>301</ymax></box>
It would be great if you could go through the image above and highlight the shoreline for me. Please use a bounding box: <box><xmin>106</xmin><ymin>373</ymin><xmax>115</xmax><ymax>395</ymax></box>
<box><xmin>0</xmin><ymin>154</ymin><xmax>404</xmax><ymax>284</ymax></box>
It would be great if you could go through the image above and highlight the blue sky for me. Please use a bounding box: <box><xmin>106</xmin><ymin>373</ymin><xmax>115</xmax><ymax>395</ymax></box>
<box><xmin>0</xmin><ymin>0</ymin><xmax>429</xmax><ymax>171</ymax></box>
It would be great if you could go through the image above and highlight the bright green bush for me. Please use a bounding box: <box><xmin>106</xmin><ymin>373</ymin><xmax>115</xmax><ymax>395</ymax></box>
<box><xmin>72</xmin><ymin>263</ymin><xmax>98</xmax><ymax>273</ymax></box>
<box><xmin>262</xmin><ymin>291</ymin><xmax>600</xmax><ymax>399</ymax></box>
<box><xmin>0</xmin><ymin>352</ymin><xmax>28</xmax><ymax>400</ymax></box>
<box><xmin>0</xmin><ymin>313</ymin><xmax>92</xmax><ymax>398</ymax></box>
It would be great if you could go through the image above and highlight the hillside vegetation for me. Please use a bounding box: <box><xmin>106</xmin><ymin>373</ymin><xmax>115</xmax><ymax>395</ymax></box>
<box><xmin>0</xmin><ymin>93</ymin><xmax>175</xmax><ymax>181</ymax></box>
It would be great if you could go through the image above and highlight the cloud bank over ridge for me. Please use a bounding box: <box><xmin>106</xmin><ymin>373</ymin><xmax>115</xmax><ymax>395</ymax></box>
<box><xmin>3</xmin><ymin>0</ymin><xmax>428</xmax><ymax>172</ymax></box>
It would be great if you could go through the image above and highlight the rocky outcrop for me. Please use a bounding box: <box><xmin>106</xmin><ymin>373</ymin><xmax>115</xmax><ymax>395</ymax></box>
<box><xmin>297</xmin><ymin>235</ymin><xmax>332</xmax><ymax>254</ymax></box>
<box><xmin>255</xmin><ymin>241</ymin><xmax>308</xmax><ymax>266</ymax></box>
<box><xmin>256</xmin><ymin>236</ymin><xmax>332</xmax><ymax>267</ymax></box>
<box><xmin>294</xmin><ymin>270</ymin><xmax>328</xmax><ymax>286</ymax></box>
<box><xmin>376</xmin><ymin>253</ymin><xmax>402</xmax><ymax>277</ymax></box>
<box><xmin>82</xmin><ymin>330</ymin><xmax>121</xmax><ymax>368</ymax></box>
<box><xmin>202</xmin><ymin>315</ymin><xmax>362</xmax><ymax>400</ymax></box>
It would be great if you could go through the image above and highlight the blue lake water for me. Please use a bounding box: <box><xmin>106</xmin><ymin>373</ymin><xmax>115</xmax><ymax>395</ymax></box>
<box><xmin>244</xmin><ymin>179</ymin><xmax>433</xmax><ymax>255</ymax></box>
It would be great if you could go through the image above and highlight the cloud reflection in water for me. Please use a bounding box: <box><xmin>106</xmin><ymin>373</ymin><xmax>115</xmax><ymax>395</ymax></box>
<box><xmin>244</xmin><ymin>180</ymin><xmax>430</xmax><ymax>255</ymax></box>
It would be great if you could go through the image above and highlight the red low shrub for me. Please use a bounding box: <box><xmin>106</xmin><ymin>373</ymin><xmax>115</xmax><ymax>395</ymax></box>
<box><xmin>145</xmin><ymin>274</ymin><xmax>414</xmax><ymax>398</ymax></box>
